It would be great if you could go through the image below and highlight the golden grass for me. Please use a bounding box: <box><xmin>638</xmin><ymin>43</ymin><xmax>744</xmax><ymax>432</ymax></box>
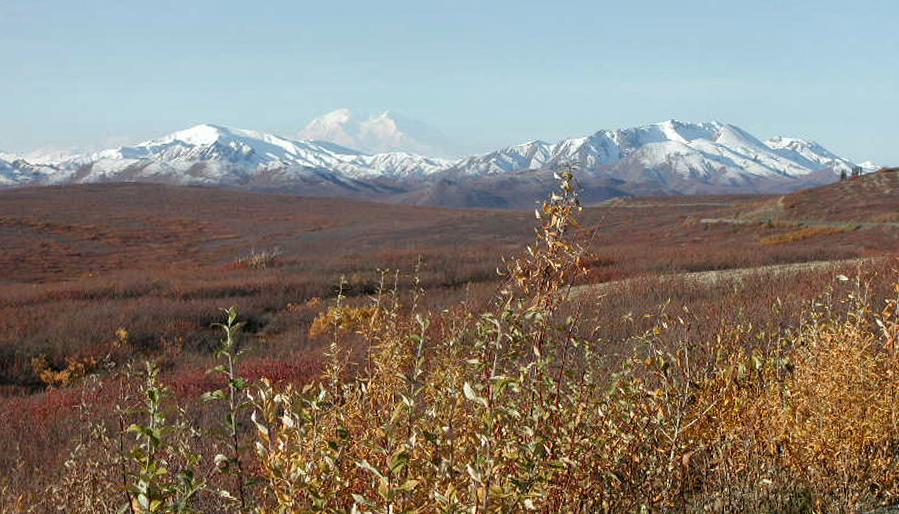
<box><xmin>871</xmin><ymin>212</ymin><xmax>899</xmax><ymax>223</ymax></box>
<box><xmin>760</xmin><ymin>225</ymin><xmax>847</xmax><ymax>246</ymax></box>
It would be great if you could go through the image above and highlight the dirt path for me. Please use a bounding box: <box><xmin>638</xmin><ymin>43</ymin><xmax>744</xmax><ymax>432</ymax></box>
<box><xmin>569</xmin><ymin>257</ymin><xmax>879</xmax><ymax>299</ymax></box>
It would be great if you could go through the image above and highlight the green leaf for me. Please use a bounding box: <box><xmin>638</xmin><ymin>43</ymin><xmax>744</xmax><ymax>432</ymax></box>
<box><xmin>125</xmin><ymin>423</ymin><xmax>146</xmax><ymax>435</ymax></box>
<box><xmin>207</xmin><ymin>365</ymin><xmax>228</xmax><ymax>375</ymax></box>
<box><xmin>398</xmin><ymin>479</ymin><xmax>420</xmax><ymax>491</ymax></box>
<box><xmin>357</xmin><ymin>460</ymin><xmax>385</xmax><ymax>480</ymax></box>
<box><xmin>391</xmin><ymin>449</ymin><xmax>410</xmax><ymax>474</ymax></box>
<box><xmin>352</xmin><ymin>493</ymin><xmax>376</xmax><ymax>507</ymax></box>
<box><xmin>200</xmin><ymin>389</ymin><xmax>226</xmax><ymax>402</ymax></box>
<box><xmin>463</xmin><ymin>382</ymin><xmax>488</xmax><ymax>408</ymax></box>
<box><xmin>377</xmin><ymin>476</ymin><xmax>390</xmax><ymax>499</ymax></box>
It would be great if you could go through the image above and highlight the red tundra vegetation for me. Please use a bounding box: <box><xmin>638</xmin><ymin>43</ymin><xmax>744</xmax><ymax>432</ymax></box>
<box><xmin>1</xmin><ymin>173</ymin><xmax>898</xmax><ymax>512</ymax></box>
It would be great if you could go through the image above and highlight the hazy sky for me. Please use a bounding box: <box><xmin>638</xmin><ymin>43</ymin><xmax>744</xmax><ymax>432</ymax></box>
<box><xmin>2</xmin><ymin>0</ymin><xmax>897</xmax><ymax>163</ymax></box>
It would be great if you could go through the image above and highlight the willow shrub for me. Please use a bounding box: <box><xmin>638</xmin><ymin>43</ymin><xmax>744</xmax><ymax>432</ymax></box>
<box><xmin>249</xmin><ymin>170</ymin><xmax>716</xmax><ymax>513</ymax></box>
<box><xmin>7</xmin><ymin>170</ymin><xmax>899</xmax><ymax>514</ymax></box>
<box><xmin>248</xmin><ymin>170</ymin><xmax>899</xmax><ymax>513</ymax></box>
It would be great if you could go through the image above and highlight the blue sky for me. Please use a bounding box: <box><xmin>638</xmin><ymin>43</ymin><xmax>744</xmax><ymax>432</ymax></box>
<box><xmin>2</xmin><ymin>0</ymin><xmax>897</xmax><ymax>163</ymax></box>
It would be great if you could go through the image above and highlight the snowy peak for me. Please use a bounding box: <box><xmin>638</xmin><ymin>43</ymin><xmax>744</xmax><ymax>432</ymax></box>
<box><xmin>1</xmin><ymin>118</ymin><xmax>875</xmax><ymax>198</ymax></box>
<box><xmin>445</xmin><ymin>120</ymin><xmax>867</xmax><ymax>186</ymax></box>
<box><xmin>627</xmin><ymin>120</ymin><xmax>722</xmax><ymax>145</ymax></box>
<box><xmin>859</xmin><ymin>160</ymin><xmax>881</xmax><ymax>172</ymax></box>
<box><xmin>129</xmin><ymin>123</ymin><xmax>322</xmax><ymax>160</ymax></box>
<box><xmin>158</xmin><ymin>123</ymin><xmax>232</xmax><ymax>146</ymax></box>
<box><xmin>45</xmin><ymin>123</ymin><xmax>452</xmax><ymax>185</ymax></box>
<box><xmin>20</xmin><ymin>147</ymin><xmax>85</xmax><ymax>165</ymax></box>
<box><xmin>764</xmin><ymin>135</ymin><xmax>850</xmax><ymax>170</ymax></box>
<box><xmin>298</xmin><ymin>109</ymin><xmax>355</xmax><ymax>148</ymax></box>
<box><xmin>71</xmin><ymin>123</ymin><xmax>363</xmax><ymax>169</ymax></box>
<box><xmin>0</xmin><ymin>156</ymin><xmax>16</xmax><ymax>185</ymax></box>
<box><xmin>299</xmin><ymin>109</ymin><xmax>459</xmax><ymax>157</ymax></box>
<box><xmin>596</xmin><ymin>120</ymin><xmax>723</xmax><ymax>153</ymax></box>
<box><xmin>0</xmin><ymin>154</ymin><xmax>55</xmax><ymax>186</ymax></box>
<box><xmin>659</xmin><ymin>120</ymin><xmax>723</xmax><ymax>143</ymax></box>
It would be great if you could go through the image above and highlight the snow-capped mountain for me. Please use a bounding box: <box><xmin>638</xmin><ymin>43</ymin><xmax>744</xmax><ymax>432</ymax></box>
<box><xmin>299</xmin><ymin>109</ymin><xmax>460</xmax><ymax>157</ymax></box>
<box><xmin>445</xmin><ymin>120</ymin><xmax>859</xmax><ymax>189</ymax></box>
<box><xmin>45</xmin><ymin>124</ymin><xmax>451</xmax><ymax>185</ymax></box>
<box><xmin>0</xmin><ymin>156</ymin><xmax>17</xmax><ymax>186</ymax></box>
<box><xmin>764</xmin><ymin>136</ymin><xmax>855</xmax><ymax>172</ymax></box>
<box><xmin>68</xmin><ymin>123</ymin><xmax>363</xmax><ymax>169</ymax></box>
<box><xmin>0</xmin><ymin>155</ymin><xmax>55</xmax><ymax>187</ymax></box>
<box><xmin>2</xmin><ymin>118</ymin><xmax>877</xmax><ymax>205</ymax></box>
<box><xmin>859</xmin><ymin>160</ymin><xmax>881</xmax><ymax>172</ymax></box>
<box><xmin>22</xmin><ymin>148</ymin><xmax>86</xmax><ymax>165</ymax></box>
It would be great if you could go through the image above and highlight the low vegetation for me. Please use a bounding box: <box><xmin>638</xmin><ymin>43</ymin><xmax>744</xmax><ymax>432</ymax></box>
<box><xmin>2</xmin><ymin>174</ymin><xmax>899</xmax><ymax>512</ymax></box>
<box><xmin>233</xmin><ymin>247</ymin><xmax>282</xmax><ymax>270</ymax></box>
<box><xmin>759</xmin><ymin>225</ymin><xmax>850</xmax><ymax>246</ymax></box>
<box><xmin>871</xmin><ymin>212</ymin><xmax>899</xmax><ymax>223</ymax></box>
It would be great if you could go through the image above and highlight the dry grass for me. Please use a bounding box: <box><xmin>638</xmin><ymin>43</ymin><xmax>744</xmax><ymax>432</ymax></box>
<box><xmin>780</xmin><ymin>172</ymin><xmax>899</xmax><ymax>222</ymax></box>
<box><xmin>871</xmin><ymin>212</ymin><xmax>899</xmax><ymax>223</ymax></box>
<box><xmin>759</xmin><ymin>225</ymin><xmax>848</xmax><ymax>246</ymax></box>
<box><xmin>233</xmin><ymin>247</ymin><xmax>282</xmax><ymax>270</ymax></box>
<box><xmin>5</xmin><ymin>181</ymin><xmax>893</xmax><ymax>404</ymax></box>
<box><xmin>4</xmin><ymin>174</ymin><xmax>899</xmax><ymax>513</ymax></box>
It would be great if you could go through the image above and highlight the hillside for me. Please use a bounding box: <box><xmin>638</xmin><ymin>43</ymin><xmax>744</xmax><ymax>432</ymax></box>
<box><xmin>3</xmin><ymin>180</ymin><xmax>896</xmax><ymax>286</ymax></box>
<box><xmin>0</xmin><ymin>183</ymin><xmax>533</xmax><ymax>283</ymax></box>
<box><xmin>732</xmin><ymin>170</ymin><xmax>899</xmax><ymax>223</ymax></box>
<box><xmin>781</xmin><ymin>169</ymin><xmax>899</xmax><ymax>222</ymax></box>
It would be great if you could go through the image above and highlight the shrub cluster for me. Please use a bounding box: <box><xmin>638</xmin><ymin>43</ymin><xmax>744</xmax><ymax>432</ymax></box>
<box><xmin>233</xmin><ymin>248</ymin><xmax>282</xmax><ymax>270</ymax></box>
<box><xmin>759</xmin><ymin>225</ymin><xmax>850</xmax><ymax>246</ymax></box>
<box><xmin>3</xmin><ymin>171</ymin><xmax>899</xmax><ymax>513</ymax></box>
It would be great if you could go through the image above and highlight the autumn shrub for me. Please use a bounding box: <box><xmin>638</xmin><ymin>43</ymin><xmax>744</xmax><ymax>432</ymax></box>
<box><xmin>234</xmin><ymin>248</ymin><xmax>282</xmax><ymax>270</ymax></box>
<box><xmin>30</xmin><ymin>353</ymin><xmax>98</xmax><ymax>388</ymax></box>
<box><xmin>688</xmin><ymin>279</ymin><xmax>899</xmax><ymax>513</ymax></box>
<box><xmin>244</xmin><ymin>174</ymin><xmax>899</xmax><ymax>513</ymax></box>
<box><xmin>246</xmin><ymin>170</ymin><xmax>706</xmax><ymax>513</ymax></box>
<box><xmin>5</xmin><ymin>171</ymin><xmax>899</xmax><ymax>513</ymax></box>
<box><xmin>871</xmin><ymin>212</ymin><xmax>899</xmax><ymax>223</ymax></box>
<box><xmin>759</xmin><ymin>225</ymin><xmax>847</xmax><ymax>246</ymax></box>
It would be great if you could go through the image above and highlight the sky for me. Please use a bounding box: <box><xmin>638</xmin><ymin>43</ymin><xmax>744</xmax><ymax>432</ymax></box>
<box><xmin>2</xmin><ymin>0</ymin><xmax>897</xmax><ymax>164</ymax></box>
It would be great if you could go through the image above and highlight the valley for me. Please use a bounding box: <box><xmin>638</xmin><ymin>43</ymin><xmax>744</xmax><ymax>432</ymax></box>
<box><xmin>5</xmin><ymin>0</ymin><xmax>898</xmax><ymax>509</ymax></box>
<box><xmin>1</xmin><ymin>172</ymin><xmax>897</xmax><ymax>511</ymax></box>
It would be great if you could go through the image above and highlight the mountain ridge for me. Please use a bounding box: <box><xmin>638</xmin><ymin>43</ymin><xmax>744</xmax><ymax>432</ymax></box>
<box><xmin>1</xmin><ymin>118</ymin><xmax>879</xmax><ymax>208</ymax></box>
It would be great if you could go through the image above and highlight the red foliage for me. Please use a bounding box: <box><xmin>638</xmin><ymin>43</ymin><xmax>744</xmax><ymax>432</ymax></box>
<box><xmin>240</xmin><ymin>352</ymin><xmax>325</xmax><ymax>384</ymax></box>
<box><xmin>0</xmin><ymin>181</ymin><xmax>897</xmax><ymax>493</ymax></box>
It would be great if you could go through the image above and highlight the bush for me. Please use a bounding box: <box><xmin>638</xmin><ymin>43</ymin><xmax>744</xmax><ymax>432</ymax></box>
<box><xmin>5</xmin><ymin>171</ymin><xmax>899</xmax><ymax>513</ymax></box>
<box><xmin>234</xmin><ymin>248</ymin><xmax>282</xmax><ymax>270</ymax></box>
<box><xmin>759</xmin><ymin>225</ymin><xmax>847</xmax><ymax>246</ymax></box>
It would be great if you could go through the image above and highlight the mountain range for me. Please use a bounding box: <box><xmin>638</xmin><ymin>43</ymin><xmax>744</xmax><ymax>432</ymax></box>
<box><xmin>0</xmin><ymin>113</ymin><xmax>880</xmax><ymax>208</ymax></box>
